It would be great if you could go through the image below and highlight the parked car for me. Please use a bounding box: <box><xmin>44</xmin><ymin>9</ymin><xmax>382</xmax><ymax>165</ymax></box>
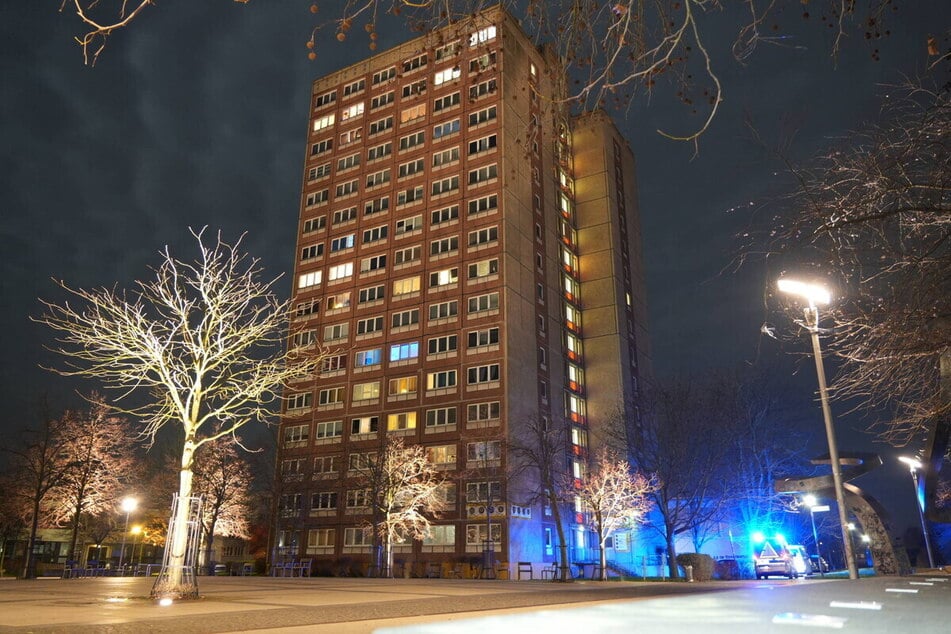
<box><xmin>755</xmin><ymin>553</ymin><xmax>797</xmax><ymax>579</ymax></box>
<box><xmin>808</xmin><ymin>554</ymin><xmax>830</xmax><ymax>573</ymax></box>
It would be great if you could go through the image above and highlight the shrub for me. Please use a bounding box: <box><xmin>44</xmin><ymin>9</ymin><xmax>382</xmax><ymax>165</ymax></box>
<box><xmin>675</xmin><ymin>553</ymin><xmax>715</xmax><ymax>581</ymax></box>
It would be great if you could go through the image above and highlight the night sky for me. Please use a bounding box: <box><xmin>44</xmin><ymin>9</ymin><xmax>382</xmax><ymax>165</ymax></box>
<box><xmin>0</xmin><ymin>3</ymin><xmax>944</xmax><ymax>532</ymax></box>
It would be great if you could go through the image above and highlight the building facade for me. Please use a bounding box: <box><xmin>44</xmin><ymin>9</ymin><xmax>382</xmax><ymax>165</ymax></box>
<box><xmin>273</xmin><ymin>7</ymin><xmax>650</xmax><ymax>575</ymax></box>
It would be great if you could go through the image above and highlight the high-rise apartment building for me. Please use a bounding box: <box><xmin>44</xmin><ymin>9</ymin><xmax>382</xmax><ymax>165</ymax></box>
<box><xmin>273</xmin><ymin>6</ymin><xmax>650</xmax><ymax>574</ymax></box>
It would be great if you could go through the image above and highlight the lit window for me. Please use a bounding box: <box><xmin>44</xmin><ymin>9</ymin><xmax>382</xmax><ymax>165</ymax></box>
<box><xmin>469</xmin><ymin>25</ymin><xmax>497</xmax><ymax>47</ymax></box>
<box><xmin>426</xmin><ymin>370</ymin><xmax>457</xmax><ymax>390</ymax></box>
<box><xmin>392</xmin><ymin>276</ymin><xmax>421</xmax><ymax>296</ymax></box>
<box><xmin>354</xmin><ymin>348</ymin><xmax>381</xmax><ymax>368</ymax></box>
<box><xmin>352</xmin><ymin>381</ymin><xmax>380</xmax><ymax>401</ymax></box>
<box><xmin>434</xmin><ymin>66</ymin><xmax>461</xmax><ymax>85</ymax></box>
<box><xmin>389</xmin><ymin>341</ymin><xmax>420</xmax><ymax>362</ymax></box>
<box><xmin>351</xmin><ymin>416</ymin><xmax>379</xmax><ymax>435</ymax></box>
<box><xmin>386</xmin><ymin>411</ymin><xmax>417</xmax><ymax>431</ymax></box>
<box><xmin>312</xmin><ymin>113</ymin><xmax>335</xmax><ymax>132</ymax></box>
<box><xmin>327</xmin><ymin>291</ymin><xmax>350</xmax><ymax>313</ymax></box>
<box><xmin>298</xmin><ymin>270</ymin><xmax>322</xmax><ymax>289</ymax></box>
<box><xmin>388</xmin><ymin>376</ymin><xmax>418</xmax><ymax>396</ymax></box>
<box><xmin>429</xmin><ymin>267</ymin><xmax>458</xmax><ymax>287</ymax></box>
<box><xmin>400</xmin><ymin>103</ymin><xmax>427</xmax><ymax>124</ymax></box>
<box><xmin>340</xmin><ymin>102</ymin><xmax>364</xmax><ymax>122</ymax></box>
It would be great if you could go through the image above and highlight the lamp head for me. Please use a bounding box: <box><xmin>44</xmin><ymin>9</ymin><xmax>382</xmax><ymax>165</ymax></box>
<box><xmin>802</xmin><ymin>494</ymin><xmax>817</xmax><ymax>508</ymax></box>
<box><xmin>898</xmin><ymin>456</ymin><xmax>922</xmax><ymax>472</ymax></box>
<box><xmin>121</xmin><ymin>497</ymin><xmax>139</xmax><ymax>514</ymax></box>
<box><xmin>777</xmin><ymin>278</ymin><xmax>831</xmax><ymax>306</ymax></box>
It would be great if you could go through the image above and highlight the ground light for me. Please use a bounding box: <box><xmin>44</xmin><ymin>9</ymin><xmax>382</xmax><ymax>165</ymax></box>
<box><xmin>777</xmin><ymin>277</ymin><xmax>859</xmax><ymax>580</ymax></box>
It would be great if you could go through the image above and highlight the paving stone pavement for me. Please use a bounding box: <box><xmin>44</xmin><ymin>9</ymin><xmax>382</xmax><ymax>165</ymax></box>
<box><xmin>0</xmin><ymin>576</ymin><xmax>743</xmax><ymax>633</ymax></box>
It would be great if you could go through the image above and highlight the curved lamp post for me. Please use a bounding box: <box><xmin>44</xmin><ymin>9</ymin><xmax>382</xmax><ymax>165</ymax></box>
<box><xmin>777</xmin><ymin>278</ymin><xmax>858</xmax><ymax>580</ymax></box>
<box><xmin>898</xmin><ymin>456</ymin><xmax>935</xmax><ymax>568</ymax></box>
<box><xmin>117</xmin><ymin>497</ymin><xmax>138</xmax><ymax>575</ymax></box>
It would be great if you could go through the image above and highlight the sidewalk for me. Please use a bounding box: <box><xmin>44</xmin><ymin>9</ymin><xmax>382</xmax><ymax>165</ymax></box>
<box><xmin>0</xmin><ymin>576</ymin><xmax>739</xmax><ymax>633</ymax></box>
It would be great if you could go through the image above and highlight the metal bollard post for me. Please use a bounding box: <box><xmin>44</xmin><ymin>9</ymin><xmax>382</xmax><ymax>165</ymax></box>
<box><xmin>685</xmin><ymin>564</ymin><xmax>694</xmax><ymax>582</ymax></box>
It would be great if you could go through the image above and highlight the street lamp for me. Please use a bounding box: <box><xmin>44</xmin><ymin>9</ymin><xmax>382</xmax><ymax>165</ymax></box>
<box><xmin>117</xmin><ymin>497</ymin><xmax>138</xmax><ymax>575</ymax></box>
<box><xmin>802</xmin><ymin>494</ymin><xmax>825</xmax><ymax>577</ymax></box>
<box><xmin>899</xmin><ymin>456</ymin><xmax>935</xmax><ymax>568</ymax></box>
<box><xmin>777</xmin><ymin>277</ymin><xmax>858</xmax><ymax>580</ymax></box>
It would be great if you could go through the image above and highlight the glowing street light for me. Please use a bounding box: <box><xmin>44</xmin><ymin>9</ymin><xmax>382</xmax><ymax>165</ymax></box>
<box><xmin>899</xmin><ymin>456</ymin><xmax>935</xmax><ymax>568</ymax></box>
<box><xmin>777</xmin><ymin>277</ymin><xmax>858</xmax><ymax>580</ymax></box>
<box><xmin>117</xmin><ymin>497</ymin><xmax>139</xmax><ymax>574</ymax></box>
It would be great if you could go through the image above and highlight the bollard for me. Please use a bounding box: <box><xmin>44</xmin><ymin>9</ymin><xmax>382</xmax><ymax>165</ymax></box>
<box><xmin>685</xmin><ymin>564</ymin><xmax>694</xmax><ymax>582</ymax></box>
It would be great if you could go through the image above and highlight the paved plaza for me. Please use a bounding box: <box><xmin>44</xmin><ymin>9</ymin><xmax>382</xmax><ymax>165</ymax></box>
<box><xmin>0</xmin><ymin>573</ymin><xmax>948</xmax><ymax>633</ymax></box>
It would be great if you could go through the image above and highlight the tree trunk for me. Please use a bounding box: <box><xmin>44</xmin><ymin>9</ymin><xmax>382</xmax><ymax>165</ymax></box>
<box><xmin>22</xmin><ymin>498</ymin><xmax>41</xmax><ymax>579</ymax></box>
<box><xmin>666</xmin><ymin>529</ymin><xmax>679</xmax><ymax>579</ymax></box>
<box><xmin>599</xmin><ymin>534</ymin><xmax>608</xmax><ymax>580</ymax></box>
<box><xmin>548</xmin><ymin>490</ymin><xmax>571</xmax><ymax>582</ymax></box>
<box><xmin>151</xmin><ymin>437</ymin><xmax>197</xmax><ymax>598</ymax></box>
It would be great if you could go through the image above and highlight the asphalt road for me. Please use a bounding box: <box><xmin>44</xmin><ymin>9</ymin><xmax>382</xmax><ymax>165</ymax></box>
<box><xmin>0</xmin><ymin>573</ymin><xmax>947</xmax><ymax>633</ymax></box>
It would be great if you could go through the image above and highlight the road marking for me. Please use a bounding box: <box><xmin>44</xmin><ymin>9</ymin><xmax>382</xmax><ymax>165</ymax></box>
<box><xmin>829</xmin><ymin>601</ymin><xmax>882</xmax><ymax>610</ymax></box>
<box><xmin>925</xmin><ymin>578</ymin><xmax>948</xmax><ymax>582</ymax></box>
<box><xmin>908</xmin><ymin>582</ymin><xmax>933</xmax><ymax>586</ymax></box>
<box><xmin>885</xmin><ymin>588</ymin><xmax>918</xmax><ymax>593</ymax></box>
<box><xmin>771</xmin><ymin>612</ymin><xmax>847</xmax><ymax>628</ymax></box>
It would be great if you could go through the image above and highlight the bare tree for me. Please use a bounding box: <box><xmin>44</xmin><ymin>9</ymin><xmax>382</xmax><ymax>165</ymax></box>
<box><xmin>351</xmin><ymin>436</ymin><xmax>446</xmax><ymax>577</ymax></box>
<box><xmin>621</xmin><ymin>377</ymin><xmax>737</xmax><ymax>578</ymax></box>
<box><xmin>756</xmin><ymin>85</ymin><xmax>950</xmax><ymax>446</ymax></box>
<box><xmin>717</xmin><ymin>370</ymin><xmax>811</xmax><ymax>536</ymax></box>
<box><xmin>2</xmin><ymin>413</ymin><xmax>76</xmax><ymax>578</ymax></box>
<box><xmin>576</xmin><ymin>449</ymin><xmax>654</xmax><ymax>580</ymax></box>
<box><xmin>41</xmin><ymin>396</ymin><xmax>139</xmax><ymax>564</ymax></box>
<box><xmin>192</xmin><ymin>437</ymin><xmax>253</xmax><ymax>574</ymax></box>
<box><xmin>509</xmin><ymin>417</ymin><xmax>573</xmax><ymax>582</ymax></box>
<box><xmin>58</xmin><ymin>1</ymin><xmax>931</xmax><ymax>144</ymax></box>
<box><xmin>36</xmin><ymin>228</ymin><xmax>326</xmax><ymax>598</ymax></box>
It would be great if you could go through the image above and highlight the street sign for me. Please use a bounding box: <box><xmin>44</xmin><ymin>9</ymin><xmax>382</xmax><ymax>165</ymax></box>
<box><xmin>812</xmin><ymin>505</ymin><xmax>831</xmax><ymax>512</ymax></box>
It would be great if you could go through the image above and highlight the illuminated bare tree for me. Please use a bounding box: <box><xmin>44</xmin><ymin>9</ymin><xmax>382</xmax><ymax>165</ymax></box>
<box><xmin>42</xmin><ymin>396</ymin><xmax>139</xmax><ymax>564</ymax></box>
<box><xmin>59</xmin><ymin>1</ymin><xmax>930</xmax><ymax>144</ymax></box>
<box><xmin>192</xmin><ymin>438</ymin><xmax>253</xmax><ymax>573</ymax></box>
<box><xmin>352</xmin><ymin>436</ymin><xmax>446</xmax><ymax>577</ymax></box>
<box><xmin>577</xmin><ymin>449</ymin><xmax>654</xmax><ymax>580</ymax></box>
<box><xmin>36</xmin><ymin>228</ymin><xmax>326</xmax><ymax>598</ymax></box>
<box><xmin>758</xmin><ymin>85</ymin><xmax>951</xmax><ymax>446</ymax></box>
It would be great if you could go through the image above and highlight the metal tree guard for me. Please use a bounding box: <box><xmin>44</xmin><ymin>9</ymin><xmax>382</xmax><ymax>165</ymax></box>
<box><xmin>151</xmin><ymin>494</ymin><xmax>203</xmax><ymax>600</ymax></box>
